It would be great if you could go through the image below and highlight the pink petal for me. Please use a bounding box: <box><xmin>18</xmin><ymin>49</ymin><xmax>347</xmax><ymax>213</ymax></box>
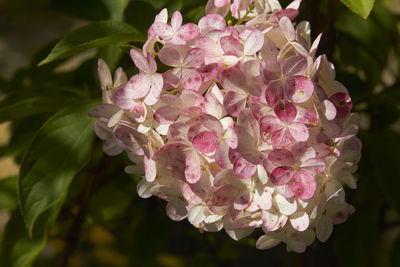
<box><xmin>166</xmin><ymin>201</ymin><xmax>188</xmax><ymax>221</ymax></box>
<box><xmin>123</xmin><ymin>73</ymin><xmax>151</xmax><ymax>99</ymax></box>
<box><xmin>301</xmin><ymin>158</ymin><xmax>326</xmax><ymax>174</ymax></box>
<box><xmin>130</xmin><ymin>49</ymin><xmax>150</xmax><ymax>73</ymax></box>
<box><xmin>290</xmin><ymin>211</ymin><xmax>309</xmax><ymax>232</ymax></box>
<box><xmin>147</xmin><ymin>53</ymin><xmax>158</xmax><ymax>73</ymax></box>
<box><xmin>289</xmin><ymin>76</ymin><xmax>314</xmax><ymax>103</ymax></box>
<box><xmin>154</xmin><ymin>106</ymin><xmax>179</xmax><ymax>124</ymax></box>
<box><xmin>198</xmin><ymin>14</ymin><xmax>226</xmax><ymax>34</ymax></box>
<box><xmin>158</xmin><ymin>46</ymin><xmax>182</xmax><ymax>67</ymax></box>
<box><xmin>181</xmin><ymin>69</ymin><xmax>203</xmax><ymax>90</ymax></box>
<box><xmin>233</xmin><ymin>191</ymin><xmax>251</xmax><ymax>210</ymax></box>
<box><xmin>224</xmin><ymin>127</ymin><xmax>238</xmax><ymax>148</ymax></box>
<box><xmin>214</xmin><ymin>0</ymin><xmax>230</xmax><ymax>7</ymax></box>
<box><xmin>151</xmin><ymin>22</ymin><xmax>174</xmax><ymax>40</ymax></box>
<box><xmin>192</xmin><ymin>131</ymin><xmax>219</xmax><ymax>154</ymax></box>
<box><xmin>274</xmin><ymin>101</ymin><xmax>297</xmax><ymax>123</ymax></box>
<box><xmin>270</xmin><ymin>166</ymin><xmax>293</xmax><ymax>185</ymax></box>
<box><xmin>171</xmin><ymin>11</ymin><xmax>183</xmax><ymax>31</ymax></box>
<box><xmin>103</xmin><ymin>139</ymin><xmax>123</xmax><ymax>156</ymax></box>
<box><xmin>288</xmin><ymin>122</ymin><xmax>309</xmax><ymax>142</ymax></box>
<box><xmin>185</xmin><ymin>150</ymin><xmax>202</xmax><ymax>184</ymax></box>
<box><xmin>261</xmin><ymin>211</ymin><xmax>279</xmax><ymax>231</ymax></box>
<box><xmin>233</xmin><ymin>157</ymin><xmax>257</xmax><ymax>179</ymax></box>
<box><xmin>279</xmin><ymin>16</ymin><xmax>296</xmax><ymax>41</ymax></box>
<box><xmin>89</xmin><ymin>103</ymin><xmax>120</xmax><ymax>118</ymax></box>
<box><xmin>282</xmin><ymin>56</ymin><xmax>307</xmax><ymax>76</ymax></box>
<box><xmin>184</xmin><ymin>48</ymin><xmax>205</xmax><ymax>68</ymax></box>
<box><xmin>178</xmin><ymin>23</ymin><xmax>200</xmax><ymax>41</ymax></box>
<box><xmin>221</xmin><ymin>67</ymin><xmax>246</xmax><ymax>92</ymax></box>
<box><xmin>223</xmin><ymin>90</ymin><xmax>247</xmax><ymax>117</ymax></box>
<box><xmin>98</xmin><ymin>59</ymin><xmax>112</xmax><ymax>90</ymax></box>
<box><xmin>271</xmin><ymin>129</ymin><xmax>293</xmax><ymax>148</ymax></box>
<box><xmin>215</xmin><ymin>142</ymin><xmax>231</xmax><ymax>169</ymax></box>
<box><xmin>243</xmin><ymin>30</ymin><xmax>264</xmax><ymax>55</ymax></box>
<box><xmin>268</xmin><ymin>149</ymin><xmax>295</xmax><ymax>166</ymax></box>
<box><xmin>329</xmin><ymin>92</ymin><xmax>352</xmax><ymax>118</ymax></box>
<box><xmin>220</xmin><ymin>36</ymin><xmax>242</xmax><ymax>57</ymax></box>
<box><xmin>259</xmin><ymin>115</ymin><xmax>283</xmax><ymax>133</ymax></box>
<box><xmin>290</xmin><ymin>170</ymin><xmax>316</xmax><ymax>200</ymax></box>
<box><xmin>144</xmin><ymin>156</ymin><xmax>156</xmax><ymax>182</ymax></box>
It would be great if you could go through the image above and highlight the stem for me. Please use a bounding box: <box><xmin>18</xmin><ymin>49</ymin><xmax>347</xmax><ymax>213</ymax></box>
<box><xmin>60</xmin><ymin>163</ymin><xmax>103</xmax><ymax>266</ymax></box>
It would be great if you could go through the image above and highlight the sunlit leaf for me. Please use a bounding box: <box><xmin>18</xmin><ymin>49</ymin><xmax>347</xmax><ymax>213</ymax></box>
<box><xmin>38</xmin><ymin>21</ymin><xmax>144</xmax><ymax>66</ymax></box>
<box><xmin>340</xmin><ymin>0</ymin><xmax>375</xmax><ymax>19</ymax></box>
<box><xmin>18</xmin><ymin>101</ymin><xmax>98</xmax><ymax>235</ymax></box>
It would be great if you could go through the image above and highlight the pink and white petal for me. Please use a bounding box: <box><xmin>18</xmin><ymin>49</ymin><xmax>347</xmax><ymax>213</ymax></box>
<box><xmin>147</xmin><ymin>73</ymin><xmax>163</xmax><ymax>102</ymax></box>
<box><xmin>223</xmin><ymin>90</ymin><xmax>247</xmax><ymax>117</ymax></box>
<box><xmin>89</xmin><ymin>103</ymin><xmax>120</xmax><ymax>118</ymax></box>
<box><xmin>310</xmin><ymin>33</ymin><xmax>322</xmax><ymax>57</ymax></box>
<box><xmin>274</xmin><ymin>101</ymin><xmax>297</xmax><ymax>123</ymax></box>
<box><xmin>137</xmin><ymin>179</ymin><xmax>153</xmax><ymax>198</ymax></box>
<box><xmin>158</xmin><ymin>46</ymin><xmax>182</xmax><ymax>67</ymax></box>
<box><xmin>290</xmin><ymin>211</ymin><xmax>309</xmax><ymax>231</ymax></box>
<box><xmin>243</xmin><ymin>30</ymin><xmax>264</xmax><ymax>55</ymax></box>
<box><xmin>215</xmin><ymin>142</ymin><xmax>232</xmax><ymax>169</ymax></box>
<box><xmin>256</xmin><ymin>235</ymin><xmax>281</xmax><ymax>250</ymax></box>
<box><xmin>214</xmin><ymin>0</ymin><xmax>230</xmax><ymax>7</ymax></box>
<box><xmin>259</xmin><ymin>115</ymin><xmax>283</xmax><ymax>133</ymax></box>
<box><xmin>130</xmin><ymin>49</ymin><xmax>150</xmax><ymax>73</ymax></box>
<box><xmin>144</xmin><ymin>156</ymin><xmax>156</xmax><ymax>182</ymax></box>
<box><xmin>103</xmin><ymin>139</ymin><xmax>123</xmax><ymax>156</ymax></box>
<box><xmin>169</xmin><ymin>35</ymin><xmax>187</xmax><ymax>45</ymax></box>
<box><xmin>124</xmin><ymin>73</ymin><xmax>151</xmax><ymax>99</ymax></box>
<box><xmin>192</xmin><ymin>131</ymin><xmax>219</xmax><ymax>153</ymax></box>
<box><xmin>290</xmin><ymin>76</ymin><xmax>314</xmax><ymax>103</ymax></box>
<box><xmin>288</xmin><ymin>122</ymin><xmax>309</xmax><ymax>142</ymax></box>
<box><xmin>255</xmin><ymin>190</ymin><xmax>272</xmax><ymax>210</ymax></box>
<box><xmin>270</xmin><ymin>166</ymin><xmax>293</xmax><ymax>185</ymax></box>
<box><xmin>271</xmin><ymin>129</ymin><xmax>293</xmax><ymax>148</ymax></box>
<box><xmin>107</xmin><ymin>109</ymin><xmax>124</xmax><ymax>128</ymax></box>
<box><xmin>316</xmin><ymin>216</ymin><xmax>333</xmax><ymax>242</ymax></box>
<box><xmin>154</xmin><ymin>106</ymin><xmax>180</xmax><ymax>124</ymax></box>
<box><xmin>98</xmin><ymin>59</ymin><xmax>112</xmax><ymax>90</ymax></box>
<box><xmin>166</xmin><ymin>201</ymin><xmax>188</xmax><ymax>221</ymax></box>
<box><xmin>301</xmin><ymin>158</ymin><xmax>326</xmax><ymax>174</ymax></box>
<box><xmin>188</xmin><ymin>205</ymin><xmax>206</xmax><ymax>225</ymax></box>
<box><xmin>261</xmin><ymin>210</ymin><xmax>279</xmax><ymax>230</ymax></box>
<box><xmin>147</xmin><ymin>53</ymin><xmax>158</xmax><ymax>73</ymax></box>
<box><xmin>152</xmin><ymin>21</ymin><xmax>174</xmax><ymax>39</ymax></box>
<box><xmin>185</xmin><ymin>150</ymin><xmax>202</xmax><ymax>183</ymax></box>
<box><xmin>160</xmin><ymin>94</ymin><xmax>182</xmax><ymax>107</ymax></box>
<box><xmin>233</xmin><ymin>157</ymin><xmax>257</xmax><ymax>179</ymax></box>
<box><xmin>171</xmin><ymin>11</ymin><xmax>183</xmax><ymax>31</ymax></box>
<box><xmin>184</xmin><ymin>48</ymin><xmax>205</xmax><ymax>68</ymax></box>
<box><xmin>178</xmin><ymin>23</ymin><xmax>200</xmax><ymax>41</ymax></box>
<box><xmin>198</xmin><ymin>14</ymin><xmax>226</xmax><ymax>34</ymax></box>
<box><xmin>290</xmin><ymin>170</ymin><xmax>316</xmax><ymax>200</ymax></box>
<box><xmin>279</xmin><ymin>16</ymin><xmax>296</xmax><ymax>41</ymax></box>
<box><xmin>233</xmin><ymin>191</ymin><xmax>251</xmax><ymax>210</ymax></box>
<box><xmin>220</xmin><ymin>36</ymin><xmax>242</xmax><ymax>57</ymax></box>
<box><xmin>282</xmin><ymin>56</ymin><xmax>307</xmax><ymax>76</ymax></box>
<box><xmin>224</xmin><ymin>127</ymin><xmax>238</xmax><ymax>148</ymax></box>
<box><xmin>112</xmin><ymin>88</ymin><xmax>138</xmax><ymax>110</ymax></box>
<box><xmin>268</xmin><ymin>149</ymin><xmax>295</xmax><ymax>166</ymax></box>
<box><xmin>221</xmin><ymin>67</ymin><xmax>247</xmax><ymax>92</ymax></box>
<box><xmin>181</xmin><ymin>69</ymin><xmax>203</xmax><ymax>90</ymax></box>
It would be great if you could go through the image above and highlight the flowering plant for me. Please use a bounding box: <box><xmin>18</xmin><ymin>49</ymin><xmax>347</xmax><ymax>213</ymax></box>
<box><xmin>89</xmin><ymin>0</ymin><xmax>362</xmax><ymax>253</ymax></box>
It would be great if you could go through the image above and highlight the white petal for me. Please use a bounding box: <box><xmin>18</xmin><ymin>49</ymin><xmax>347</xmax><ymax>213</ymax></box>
<box><xmin>316</xmin><ymin>215</ymin><xmax>333</xmax><ymax>242</ymax></box>
<box><xmin>275</xmin><ymin>194</ymin><xmax>297</xmax><ymax>216</ymax></box>
<box><xmin>256</xmin><ymin>234</ymin><xmax>281</xmax><ymax>250</ymax></box>
<box><xmin>289</xmin><ymin>211</ymin><xmax>309</xmax><ymax>232</ymax></box>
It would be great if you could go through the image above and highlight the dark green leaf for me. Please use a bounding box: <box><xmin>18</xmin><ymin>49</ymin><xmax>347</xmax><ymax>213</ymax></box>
<box><xmin>102</xmin><ymin>0</ymin><xmax>130</xmax><ymax>21</ymax></box>
<box><xmin>0</xmin><ymin>88</ymin><xmax>84</xmax><ymax>123</ymax></box>
<box><xmin>0</xmin><ymin>176</ymin><xmax>17</xmax><ymax>210</ymax></box>
<box><xmin>340</xmin><ymin>0</ymin><xmax>375</xmax><ymax>19</ymax></box>
<box><xmin>364</xmin><ymin>130</ymin><xmax>400</xmax><ymax>214</ymax></box>
<box><xmin>390</xmin><ymin>235</ymin><xmax>400</xmax><ymax>267</ymax></box>
<box><xmin>38</xmin><ymin>20</ymin><xmax>144</xmax><ymax>66</ymax></box>
<box><xmin>18</xmin><ymin>101</ymin><xmax>98</xmax><ymax>235</ymax></box>
<box><xmin>0</xmin><ymin>194</ymin><xmax>65</xmax><ymax>267</ymax></box>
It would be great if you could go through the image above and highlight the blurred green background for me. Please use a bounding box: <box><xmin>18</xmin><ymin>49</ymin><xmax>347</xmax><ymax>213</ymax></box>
<box><xmin>1</xmin><ymin>0</ymin><xmax>400</xmax><ymax>266</ymax></box>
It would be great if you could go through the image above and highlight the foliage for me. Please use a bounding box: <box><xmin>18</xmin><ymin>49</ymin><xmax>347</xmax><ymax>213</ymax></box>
<box><xmin>0</xmin><ymin>0</ymin><xmax>399</xmax><ymax>266</ymax></box>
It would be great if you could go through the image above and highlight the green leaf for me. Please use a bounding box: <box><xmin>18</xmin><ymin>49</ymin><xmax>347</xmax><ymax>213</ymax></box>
<box><xmin>18</xmin><ymin>101</ymin><xmax>98</xmax><ymax>235</ymax></box>
<box><xmin>0</xmin><ymin>194</ymin><xmax>66</xmax><ymax>267</ymax></box>
<box><xmin>0</xmin><ymin>176</ymin><xmax>17</xmax><ymax>210</ymax></box>
<box><xmin>0</xmin><ymin>88</ymin><xmax>84</xmax><ymax>123</ymax></box>
<box><xmin>364</xmin><ymin>130</ymin><xmax>400</xmax><ymax>214</ymax></box>
<box><xmin>340</xmin><ymin>0</ymin><xmax>375</xmax><ymax>19</ymax></box>
<box><xmin>38</xmin><ymin>20</ymin><xmax>144</xmax><ymax>66</ymax></box>
<box><xmin>102</xmin><ymin>0</ymin><xmax>130</xmax><ymax>21</ymax></box>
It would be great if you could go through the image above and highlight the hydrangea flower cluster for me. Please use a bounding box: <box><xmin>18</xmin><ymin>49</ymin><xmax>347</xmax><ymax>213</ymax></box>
<box><xmin>90</xmin><ymin>0</ymin><xmax>361</xmax><ymax>252</ymax></box>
